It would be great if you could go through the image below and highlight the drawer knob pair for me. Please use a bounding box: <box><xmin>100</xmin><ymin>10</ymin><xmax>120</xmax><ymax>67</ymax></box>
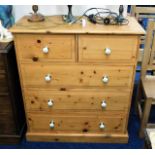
<box><xmin>50</xmin><ymin>120</ymin><xmax>105</xmax><ymax>130</ymax></box>
<box><xmin>99</xmin><ymin>122</ymin><xmax>105</xmax><ymax>129</ymax></box>
<box><xmin>102</xmin><ymin>75</ymin><xmax>109</xmax><ymax>84</ymax></box>
<box><xmin>104</xmin><ymin>48</ymin><xmax>111</xmax><ymax>55</ymax></box>
<box><xmin>45</xmin><ymin>74</ymin><xmax>52</xmax><ymax>82</ymax></box>
<box><xmin>42</xmin><ymin>46</ymin><xmax>49</xmax><ymax>54</ymax></box>
<box><xmin>49</xmin><ymin>120</ymin><xmax>55</xmax><ymax>129</ymax></box>
<box><xmin>48</xmin><ymin>99</ymin><xmax>54</xmax><ymax>107</ymax></box>
<box><xmin>101</xmin><ymin>100</ymin><xmax>107</xmax><ymax>109</ymax></box>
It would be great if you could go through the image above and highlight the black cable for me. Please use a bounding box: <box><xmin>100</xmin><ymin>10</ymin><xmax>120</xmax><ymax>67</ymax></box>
<box><xmin>83</xmin><ymin>8</ymin><xmax>111</xmax><ymax>17</ymax></box>
<box><xmin>69</xmin><ymin>7</ymin><xmax>129</xmax><ymax>25</ymax></box>
<box><xmin>72</xmin><ymin>8</ymin><xmax>112</xmax><ymax>23</ymax></box>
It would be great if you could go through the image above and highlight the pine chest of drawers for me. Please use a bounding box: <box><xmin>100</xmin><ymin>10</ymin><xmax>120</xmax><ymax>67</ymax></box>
<box><xmin>10</xmin><ymin>16</ymin><xmax>145</xmax><ymax>143</ymax></box>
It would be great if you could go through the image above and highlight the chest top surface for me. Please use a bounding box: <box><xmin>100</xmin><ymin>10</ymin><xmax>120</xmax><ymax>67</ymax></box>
<box><xmin>10</xmin><ymin>15</ymin><xmax>145</xmax><ymax>35</ymax></box>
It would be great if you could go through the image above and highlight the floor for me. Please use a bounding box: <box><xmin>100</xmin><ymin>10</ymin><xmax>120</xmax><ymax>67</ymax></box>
<box><xmin>0</xmin><ymin>71</ymin><xmax>153</xmax><ymax>149</ymax></box>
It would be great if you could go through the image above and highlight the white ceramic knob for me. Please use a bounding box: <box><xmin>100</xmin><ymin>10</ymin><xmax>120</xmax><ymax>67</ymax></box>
<box><xmin>104</xmin><ymin>48</ymin><xmax>111</xmax><ymax>55</ymax></box>
<box><xmin>42</xmin><ymin>46</ymin><xmax>49</xmax><ymax>54</ymax></box>
<box><xmin>99</xmin><ymin>122</ymin><xmax>105</xmax><ymax>129</ymax></box>
<box><xmin>45</xmin><ymin>74</ymin><xmax>52</xmax><ymax>82</ymax></box>
<box><xmin>101</xmin><ymin>100</ymin><xmax>107</xmax><ymax>109</ymax></box>
<box><xmin>49</xmin><ymin>120</ymin><xmax>55</xmax><ymax>129</ymax></box>
<box><xmin>102</xmin><ymin>75</ymin><xmax>109</xmax><ymax>84</ymax></box>
<box><xmin>48</xmin><ymin>99</ymin><xmax>53</xmax><ymax>107</ymax></box>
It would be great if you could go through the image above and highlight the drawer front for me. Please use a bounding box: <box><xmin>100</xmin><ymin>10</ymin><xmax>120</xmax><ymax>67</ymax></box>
<box><xmin>15</xmin><ymin>34</ymin><xmax>75</xmax><ymax>62</ymax></box>
<box><xmin>0</xmin><ymin>113</ymin><xmax>16</xmax><ymax>134</ymax></box>
<box><xmin>25</xmin><ymin>89</ymin><xmax>130</xmax><ymax>112</ymax></box>
<box><xmin>0</xmin><ymin>54</ymin><xmax>4</xmax><ymax>68</ymax></box>
<box><xmin>0</xmin><ymin>95</ymin><xmax>12</xmax><ymax>114</ymax></box>
<box><xmin>28</xmin><ymin>113</ymin><xmax>126</xmax><ymax>133</ymax></box>
<box><xmin>79</xmin><ymin>35</ymin><xmax>138</xmax><ymax>62</ymax></box>
<box><xmin>0</xmin><ymin>66</ymin><xmax>8</xmax><ymax>94</ymax></box>
<box><xmin>0</xmin><ymin>73</ymin><xmax>9</xmax><ymax>95</ymax></box>
<box><xmin>21</xmin><ymin>64</ymin><xmax>134</xmax><ymax>88</ymax></box>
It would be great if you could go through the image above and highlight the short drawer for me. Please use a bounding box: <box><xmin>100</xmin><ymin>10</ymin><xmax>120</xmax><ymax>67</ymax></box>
<box><xmin>27</xmin><ymin>113</ymin><xmax>126</xmax><ymax>133</ymax></box>
<box><xmin>15</xmin><ymin>34</ymin><xmax>75</xmax><ymax>62</ymax></box>
<box><xmin>79</xmin><ymin>35</ymin><xmax>138</xmax><ymax>62</ymax></box>
<box><xmin>24</xmin><ymin>89</ymin><xmax>130</xmax><ymax>112</ymax></box>
<box><xmin>21</xmin><ymin>64</ymin><xmax>134</xmax><ymax>88</ymax></box>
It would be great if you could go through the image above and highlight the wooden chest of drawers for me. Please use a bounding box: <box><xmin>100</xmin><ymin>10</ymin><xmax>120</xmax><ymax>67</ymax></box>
<box><xmin>0</xmin><ymin>42</ymin><xmax>25</xmax><ymax>144</ymax></box>
<box><xmin>10</xmin><ymin>16</ymin><xmax>145</xmax><ymax>143</ymax></box>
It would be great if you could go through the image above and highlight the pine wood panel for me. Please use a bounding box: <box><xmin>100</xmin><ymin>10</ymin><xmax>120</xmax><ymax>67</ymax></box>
<box><xmin>10</xmin><ymin>16</ymin><xmax>145</xmax><ymax>35</ymax></box>
<box><xmin>26</xmin><ymin>132</ymin><xmax>128</xmax><ymax>143</ymax></box>
<box><xmin>11</xmin><ymin>15</ymin><xmax>143</xmax><ymax>143</ymax></box>
<box><xmin>24</xmin><ymin>89</ymin><xmax>130</xmax><ymax>112</ymax></box>
<box><xmin>21</xmin><ymin>64</ymin><xmax>134</xmax><ymax>88</ymax></box>
<box><xmin>27</xmin><ymin>113</ymin><xmax>126</xmax><ymax>133</ymax></box>
<box><xmin>79</xmin><ymin>35</ymin><xmax>139</xmax><ymax>62</ymax></box>
<box><xmin>15</xmin><ymin>34</ymin><xmax>76</xmax><ymax>62</ymax></box>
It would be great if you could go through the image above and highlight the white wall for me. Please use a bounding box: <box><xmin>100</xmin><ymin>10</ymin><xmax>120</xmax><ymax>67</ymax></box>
<box><xmin>13</xmin><ymin>5</ymin><xmax>127</xmax><ymax>22</ymax></box>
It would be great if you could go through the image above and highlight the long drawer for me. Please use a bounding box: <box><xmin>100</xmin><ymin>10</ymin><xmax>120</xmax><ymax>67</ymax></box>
<box><xmin>24</xmin><ymin>89</ymin><xmax>130</xmax><ymax>112</ymax></box>
<box><xmin>15</xmin><ymin>34</ymin><xmax>75</xmax><ymax>62</ymax></box>
<box><xmin>27</xmin><ymin>113</ymin><xmax>126</xmax><ymax>133</ymax></box>
<box><xmin>21</xmin><ymin>64</ymin><xmax>134</xmax><ymax>88</ymax></box>
<box><xmin>79</xmin><ymin>35</ymin><xmax>138</xmax><ymax>62</ymax></box>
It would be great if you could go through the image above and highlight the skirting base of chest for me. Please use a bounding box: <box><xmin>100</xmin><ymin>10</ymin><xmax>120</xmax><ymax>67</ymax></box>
<box><xmin>26</xmin><ymin>132</ymin><xmax>128</xmax><ymax>143</ymax></box>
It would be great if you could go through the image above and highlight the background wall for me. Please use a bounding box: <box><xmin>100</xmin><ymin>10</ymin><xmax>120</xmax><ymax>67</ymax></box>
<box><xmin>13</xmin><ymin>5</ymin><xmax>127</xmax><ymax>21</ymax></box>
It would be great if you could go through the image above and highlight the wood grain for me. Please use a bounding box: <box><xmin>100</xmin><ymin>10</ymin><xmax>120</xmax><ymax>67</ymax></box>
<box><xmin>21</xmin><ymin>63</ymin><xmax>134</xmax><ymax>88</ymax></box>
<box><xmin>0</xmin><ymin>113</ymin><xmax>16</xmax><ymax>134</ymax></box>
<box><xmin>15</xmin><ymin>34</ymin><xmax>76</xmax><ymax>62</ymax></box>
<box><xmin>0</xmin><ymin>95</ymin><xmax>12</xmax><ymax>113</ymax></box>
<box><xmin>26</xmin><ymin>132</ymin><xmax>128</xmax><ymax>143</ymax></box>
<box><xmin>10</xmin><ymin>16</ymin><xmax>145</xmax><ymax>35</ymax></box>
<box><xmin>24</xmin><ymin>89</ymin><xmax>130</xmax><ymax>112</ymax></box>
<box><xmin>79</xmin><ymin>35</ymin><xmax>139</xmax><ymax>62</ymax></box>
<box><xmin>27</xmin><ymin>113</ymin><xmax>126</xmax><ymax>133</ymax></box>
<box><xmin>12</xmin><ymin>15</ymin><xmax>143</xmax><ymax>143</ymax></box>
<box><xmin>0</xmin><ymin>54</ymin><xmax>8</xmax><ymax>94</ymax></box>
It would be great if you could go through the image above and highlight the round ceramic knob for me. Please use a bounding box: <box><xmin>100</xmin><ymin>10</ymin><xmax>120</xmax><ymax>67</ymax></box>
<box><xmin>104</xmin><ymin>48</ymin><xmax>111</xmax><ymax>55</ymax></box>
<box><xmin>101</xmin><ymin>100</ymin><xmax>107</xmax><ymax>109</ymax></box>
<box><xmin>42</xmin><ymin>46</ymin><xmax>49</xmax><ymax>54</ymax></box>
<box><xmin>49</xmin><ymin>120</ymin><xmax>55</xmax><ymax>129</ymax></box>
<box><xmin>99</xmin><ymin>122</ymin><xmax>105</xmax><ymax>129</ymax></box>
<box><xmin>102</xmin><ymin>75</ymin><xmax>109</xmax><ymax>84</ymax></box>
<box><xmin>45</xmin><ymin>74</ymin><xmax>52</xmax><ymax>82</ymax></box>
<box><xmin>48</xmin><ymin>99</ymin><xmax>53</xmax><ymax>107</ymax></box>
